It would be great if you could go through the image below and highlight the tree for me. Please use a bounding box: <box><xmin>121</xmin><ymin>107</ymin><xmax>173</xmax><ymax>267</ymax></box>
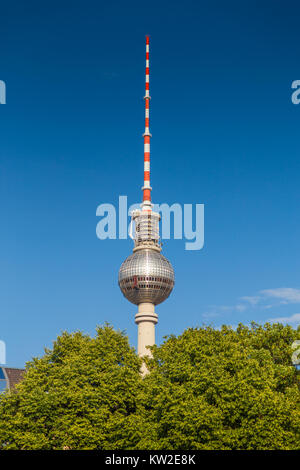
<box><xmin>0</xmin><ymin>322</ymin><xmax>299</xmax><ymax>450</ymax></box>
<box><xmin>0</xmin><ymin>325</ymin><xmax>144</xmax><ymax>450</ymax></box>
<box><xmin>140</xmin><ymin>323</ymin><xmax>300</xmax><ymax>450</ymax></box>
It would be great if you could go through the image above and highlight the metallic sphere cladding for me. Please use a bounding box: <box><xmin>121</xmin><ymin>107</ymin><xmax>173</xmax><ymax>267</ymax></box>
<box><xmin>118</xmin><ymin>249</ymin><xmax>174</xmax><ymax>305</ymax></box>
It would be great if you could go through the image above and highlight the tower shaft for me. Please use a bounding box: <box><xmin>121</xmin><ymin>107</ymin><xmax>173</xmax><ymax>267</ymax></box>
<box><xmin>135</xmin><ymin>302</ymin><xmax>158</xmax><ymax>375</ymax></box>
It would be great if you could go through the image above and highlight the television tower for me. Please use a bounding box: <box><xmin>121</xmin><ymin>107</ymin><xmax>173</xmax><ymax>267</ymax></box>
<box><xmin>118</xmin><ymin>36</ymin><xmax>175</xmax><ymax>375</ymax></box>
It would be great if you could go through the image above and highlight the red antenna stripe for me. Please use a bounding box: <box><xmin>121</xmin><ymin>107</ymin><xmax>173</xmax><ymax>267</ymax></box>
<box><xmin>143</xmin><ymin>189</ymin><xmax>151</xmax><ymax>201</ymax></box>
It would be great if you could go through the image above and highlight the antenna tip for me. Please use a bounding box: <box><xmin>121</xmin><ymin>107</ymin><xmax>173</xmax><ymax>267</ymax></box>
<box><xmin>146</xmin><ymin>35</ymin><xmax>150</xmax><ymax>44</ymax></box>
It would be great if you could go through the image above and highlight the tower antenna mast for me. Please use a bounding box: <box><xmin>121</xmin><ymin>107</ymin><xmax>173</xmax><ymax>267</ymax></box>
<box><xmin>142</xmin><ymin>36</ymin><xmax>152</xmax><ymax>209</ymax></box>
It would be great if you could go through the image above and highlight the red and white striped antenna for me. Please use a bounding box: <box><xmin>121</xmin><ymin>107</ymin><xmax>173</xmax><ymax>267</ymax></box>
<box><xmin>142</xmin><ymin>35</ymin><xmax>152</xmax><ymax>210</ymax></box>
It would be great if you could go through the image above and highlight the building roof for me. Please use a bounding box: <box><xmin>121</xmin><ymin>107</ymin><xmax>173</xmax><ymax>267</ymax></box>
<box><xmin>1</xmin><ymin>367</ymin><xmax>25</xmax><ymax>390</ymax></box>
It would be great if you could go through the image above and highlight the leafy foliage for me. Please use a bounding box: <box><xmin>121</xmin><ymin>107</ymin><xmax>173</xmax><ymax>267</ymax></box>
<box><xmin>0</xmin><ymin>325</ymin><xmax>143</xmax><ymax>450</ymax></box>
<box><xmin>0</xmin><ymin>323</ymin><xmax>299</xmax><ymax>449</ymax></box>
<box><xmin>141</xmin><ymin>323</ymin><xmax>300</xmax><ymax>450</ymax></box>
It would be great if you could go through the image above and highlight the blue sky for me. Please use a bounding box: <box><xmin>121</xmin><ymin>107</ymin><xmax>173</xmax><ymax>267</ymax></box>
<box><xmin>1</xmin><ymin>0</ymin><xmax>300</xmax><ymax>368</ymax></box>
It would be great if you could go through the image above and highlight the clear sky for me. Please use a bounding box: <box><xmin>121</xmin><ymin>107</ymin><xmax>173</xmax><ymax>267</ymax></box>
<box><xmin>1</xmin><ymin>0</ymin><xmax>300</xmax><ymax>368</ymax></box>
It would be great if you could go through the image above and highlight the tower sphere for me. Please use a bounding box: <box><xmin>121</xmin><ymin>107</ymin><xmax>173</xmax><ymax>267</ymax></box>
<box><xmin>118</xmin><ymin>249</ymin><xmax>174</xmax><ymax>305</ymax></box>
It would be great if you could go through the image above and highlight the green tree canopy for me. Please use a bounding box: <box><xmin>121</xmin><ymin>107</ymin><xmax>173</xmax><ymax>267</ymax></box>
<box><xmin>0</xmin><ymin>325</ymin><xmax>144</xmax><ymax>450</ymax></box>
<box><xmin>0</xmin><ymin>323</ymin><xmax>299</xmax><ymax>450</ymax></box>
